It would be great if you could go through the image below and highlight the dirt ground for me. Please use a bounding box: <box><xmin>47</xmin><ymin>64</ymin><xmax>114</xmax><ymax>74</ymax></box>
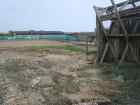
<box><xmin>0</xmin><ymin>40</ymin><xmax>120</xmax><ymax>105</ymax></box>
<box><xmin>0</xmin><ymin>40</ymin><xmax>71</xmax><ymax>48</ymax></box>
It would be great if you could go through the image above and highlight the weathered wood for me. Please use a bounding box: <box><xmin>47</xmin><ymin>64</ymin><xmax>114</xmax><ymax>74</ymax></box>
<box><xmin>96</xmin><ymin>16</ymin><xmax>105</xmax><ymax>63</ymax></box>
<box><xmin>119</xmin><ymin>43</ymin><xmax>139</xmax><ymax>64</ymax></box>
<box><xmin>119</xmin><ymin>43</ymin><xmax>129</xmax><ymax>64</ymax></box>
<box><xmin>100</xmin><ymin>43</ymin><xmax>109</xmax><ymax>63</ymax></box>
<box><xmin>94</xmin><ymin>6</ymin><xmax>118</xmax><ymax>63</ymax></box>
<box><xmin>108</xmin><ymin>0</ymin><xmax>139</xmax><ymax>11</ymax></box>
<box><xmin>111</xmin><ymin>0</ymin><xmax>128</xmax><ymax>36</ymax></box>
<box><xmin>100</xmin><ymin>0</ymin><xmax>140</xmax><ymax>21</ymax></box>
<box><xmin>132</xmin><ymin>22</ymin><xmax>139</xmax><ymax>33</ymax></box>
<box><xmin>112</xmin><ymin>1</ymin><xmax>140</xmax><ymax>64</ymax></box>
<box><xmin>107</xmin><ymin>34</ymin><xmax>140</xmax><ymax>37</ymax></box>
<box><xmin>94</xmin><ymin>0</ymin><xmax>140</xmax><ymax>64</ymax></box>
<box><xmin>129</xmin><ymin>43</ymin><xmax>139</xmax><ymax>62</ymax></box>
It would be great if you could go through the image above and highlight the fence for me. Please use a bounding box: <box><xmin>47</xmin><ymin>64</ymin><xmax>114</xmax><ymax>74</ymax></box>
<box><xmin>0</xmin><ymin>34</ymin><xmax>79</xmax><ymax>41</ymax></box>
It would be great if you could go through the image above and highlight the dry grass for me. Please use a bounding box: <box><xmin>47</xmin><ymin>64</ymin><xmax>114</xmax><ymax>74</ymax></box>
<box><xmin>0</xmin><ymin>44</ymin><xmax>120</xmax><ymax>105</ymax></box>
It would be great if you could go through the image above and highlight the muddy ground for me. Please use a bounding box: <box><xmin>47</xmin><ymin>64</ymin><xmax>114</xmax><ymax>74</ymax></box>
<box><xmin>0</xmin><ymin>41</ymin><xmax>120</xmax><ymax>105</ymax></box>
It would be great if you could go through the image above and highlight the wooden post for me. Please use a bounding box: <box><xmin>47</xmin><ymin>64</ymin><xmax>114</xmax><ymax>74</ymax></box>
<box><xmin>96</xmin><ymin>16</ymin><xmax>104</xmax><ymax>63</ymax></box>
<box><xmin>86</xmin><ymin>36</ymin><xmax>89</xmax><ymax>60</ymax></box>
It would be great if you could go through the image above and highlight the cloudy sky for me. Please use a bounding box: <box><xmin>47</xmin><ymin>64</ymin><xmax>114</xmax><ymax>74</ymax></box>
<box><xmin>0</xmin><ymin>0</ymin><xmax>124</xmax><ymax>32</ymax></box>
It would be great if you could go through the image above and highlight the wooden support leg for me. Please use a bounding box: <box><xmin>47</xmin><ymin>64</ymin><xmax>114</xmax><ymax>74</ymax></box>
<box><xmin>100</xmin><ymin>43</ymin><xmax>109</xmax><ymax>63</ymax></box>
<box><xmin>119</xmin><ymin>44</ymin><xmax>129</xmax><ymax>64</ymax></box>
<box><xmin>100</xmin><ymin>41</ymin><xmax>118</xmax><ymax>63</ymax></box>
<box><xmin>86</xmin><ymin>36</ymin><xmax>89</xmax><ymax>60</ymax></box>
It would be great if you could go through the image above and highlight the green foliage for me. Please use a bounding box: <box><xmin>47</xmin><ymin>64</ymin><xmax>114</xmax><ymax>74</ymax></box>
<box><xmin>63</xmin><ymin>45</ymin><xmax>84</xmax><ymax>52</ymax></box>
<box><xmin>112</xmin><ymin>64</ymin><xmax>140</xmax><ymax>81</ymax></box>
<box><xmin>112</xmin><ymin>64</ymin><xmax>140</xmax><ymax>104</ymax></box>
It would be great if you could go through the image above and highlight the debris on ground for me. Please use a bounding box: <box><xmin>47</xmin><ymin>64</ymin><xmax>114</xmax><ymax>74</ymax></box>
<box><xmin>0</xmin><ymin>44</ymin><xmax>120</xmax><ymax>105</ymax></box>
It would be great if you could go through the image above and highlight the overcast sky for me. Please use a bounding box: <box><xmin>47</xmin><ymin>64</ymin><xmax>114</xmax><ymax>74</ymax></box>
<box><xmin>0</xmin><ymin>0</ymin><xmax>124</xmax><ymax>32</ymax></box>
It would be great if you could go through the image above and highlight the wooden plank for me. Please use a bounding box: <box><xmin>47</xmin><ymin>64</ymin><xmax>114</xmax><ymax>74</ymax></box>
<box><xmin>101</xmin><ymin>14</ymin><xmax>140</xmax><ymax>21</ymax></box>
<box><xmin>96</xmin><ymin>17</ymin><xmax>105</xmax><ymax>63</ymax></box>
<box><xmin>129</xmin><ymin>43</ymin><xmax>139</xmax><ymax>62</ymax></box>
<box><xmin>107</xmin><ymin>34</ymin><xmax>140</xmax><ymax>37</ymax></box>
<box><xmin>113</xmin><ymin>39</ymin><xmax>119</xmax><ymax>61</ymax></box>
<box><xmin>119</xmin><ymin>44</ymin><xmax>129</xmax><ymax>64</ymax></box>
<box><xmin>100</xmin><ymin>43</ymin><xmax>109</xmax><ymax>63</ymax></box>
<box><xmin>108</xmin><ymin>0</ymin><xmax>139</xmax><ymax>11</ymax></box>
<box><xmin>119</xmin><ymin>42</ymin><xmax>139</xmax><ymax>64</ymax></box>
<box><xmin>100</xmin><ymin>5</ymin><xmax>140</xmax><ymax>21</ymax></box>
<box><xmin>132</xmin><ymin>22</ymin><xmax>139</xmax><ymax>33</ymax></box>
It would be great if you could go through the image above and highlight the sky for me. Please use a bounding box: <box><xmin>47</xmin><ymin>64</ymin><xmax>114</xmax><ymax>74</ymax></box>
<box><xmin>0</xmin><ymin>0</ymin><xmax>124</xmax><ymax>32</ymax></box>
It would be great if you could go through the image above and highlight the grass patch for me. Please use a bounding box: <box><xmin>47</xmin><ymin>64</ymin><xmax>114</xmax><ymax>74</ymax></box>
<box><xmin>111</xmin><ymin>64</ymin><xmax>140</xmax><ymax>104</ymax></box>
<box><xmin>87</xmin><ymin>50</ymin><xmax>97</xmax><ymax>54</ymax></box>
<box><xmin>27</xmin><ymin>45</ymin><xmax>85</xmax><ymax>53</ymax></box>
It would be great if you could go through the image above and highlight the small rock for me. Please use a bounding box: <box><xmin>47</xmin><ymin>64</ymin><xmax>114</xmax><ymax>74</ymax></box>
<box><xmin>31</xmin><ymin>77</ymin><xmax>41</xmax><ymax>88</ymax></box>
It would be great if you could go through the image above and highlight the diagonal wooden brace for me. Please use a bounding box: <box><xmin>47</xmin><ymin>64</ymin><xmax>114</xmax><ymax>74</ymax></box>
<box><xmin>95</xmin><ymin>10</ymin><xmax>118</xmax><ymax>62</ymax></box>
<box><xmin>100</xmin><ymin>42</ymin><xmax>109</xmax><ymax>63</ymax></box>
<box><xmin>119</xmin><ymin>43</ymin><xmax>129</xmax><ymax>64</ymax></box>
<box><xmin>119</xmin><ymin>42</ymin><xmax>139</xmax><ymax>64</ymax></box>
<box><xmin>111</xmin><ymin>0</ymin><xmax>138</xmax><ymax>64</ymax></box>
<box><xmin>100</xmin><ymin>40</ymin><xmax>118</xmax><ymax>63</ymax></box>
